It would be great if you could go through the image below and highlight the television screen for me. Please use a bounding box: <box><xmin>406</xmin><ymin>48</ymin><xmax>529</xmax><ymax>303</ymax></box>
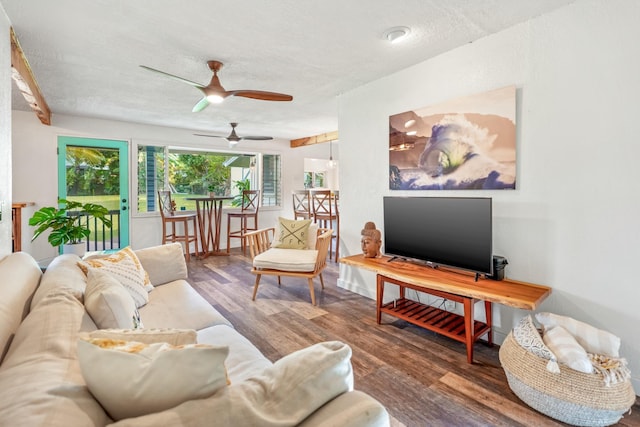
<box><xmin>383</xmin><ymin>196</ymin><xmax>493</xmax><ymax>275</ymax></box>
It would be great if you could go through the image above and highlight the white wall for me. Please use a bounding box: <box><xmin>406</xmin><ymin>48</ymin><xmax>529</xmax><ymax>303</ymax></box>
<box><xmin>338</xmin><ymin>0</ymin><xmax>640</xmax><ymax>391</ymax></box>
<box><xmin>0</xmin><ymin>8</ymin><xmax>12</xmax><ymax>256</ymax></box>
<box><xmin>11</xmin><ymin>111</ymin><xmax>331</xmax><ymax>261</ymax></box>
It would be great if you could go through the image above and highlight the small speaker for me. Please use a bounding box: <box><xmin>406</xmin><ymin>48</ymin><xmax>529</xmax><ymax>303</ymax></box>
<box><xmin>488</xmin><ymin>255</ymin><xmax>508</xmax><ymax>281</ymax></box>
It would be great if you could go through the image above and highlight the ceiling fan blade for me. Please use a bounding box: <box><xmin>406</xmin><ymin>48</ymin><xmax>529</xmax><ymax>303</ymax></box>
<box><xmin>228</xmin><ymin>90</ymin><xmax>293</xmax><ymax>102</ymax></box>
<box><xmin>139</xmin><ymin>65</ymin><xmax>204</xmax><ymax>89</ymax></box>
<box><xmin>241</xmin><ymin>136</ymin><xmax>273</xmax><ymax>141</ymax></box>
<box><xmin>192</xmin><ymin>97</ymin><xmax>210</xmax><ymax>113</ymax></box>
<box><xmin>193</xmin><ymin>133</ymin><xmax>225</xmax><ymax>139</ymax></box>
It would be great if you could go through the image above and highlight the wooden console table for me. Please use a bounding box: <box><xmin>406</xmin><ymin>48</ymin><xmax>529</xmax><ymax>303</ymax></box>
<box><xmin>12</xmin><ymin>202</ymin><xmax>34</xmax><ymax>252</ymax></box>
<box><xmin>340</xmin><ymin>254</ymin><xmax>551</xmax><ymax>363</ymax></box>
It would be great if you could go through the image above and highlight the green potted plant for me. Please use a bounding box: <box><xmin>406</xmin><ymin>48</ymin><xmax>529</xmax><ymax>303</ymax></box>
<box><xmin>231</xmin><ymin>178</ymin><xmax>251</xmax><ymax>207</ymax></box>
<box><xmin>29</xmin><ymin>198</ymin><xmax>113</xmax><ymax>256</ymax></box>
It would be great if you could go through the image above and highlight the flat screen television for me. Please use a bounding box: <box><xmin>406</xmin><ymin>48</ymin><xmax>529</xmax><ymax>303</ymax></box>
<box><xmin>383</xmin><ymin>196</ymin><xmax>493</xmax><ymax>276</ymax></box>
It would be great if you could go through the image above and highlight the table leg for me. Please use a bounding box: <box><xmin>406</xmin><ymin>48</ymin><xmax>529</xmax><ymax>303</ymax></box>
<box><xmin>213</xmin><ymin>200</ymin><xmax>222</xmax><ymax>253</ymax></box>
<box><xmin>485</xmin><ymin>300</ymin><xmax>493</xmax><ymax>346</ymax></box>
<box><xmin>205</xmin><ymin>200</ymin><xmax>215</xmax><ymax>254</ymax></box>
<box><xmin>376</xmin><ymin>275</ymin><xmax>384</xmax><ymax>324</ymax></box>
<box><xmin>194</xmin><ymin>201</ymin><xmax>209</xmax><ymax>258</ymax></box>
<box><xmin>463</xmin><ymin>298</ymin><xmax>474</xmax><ymax>364</ymax></box>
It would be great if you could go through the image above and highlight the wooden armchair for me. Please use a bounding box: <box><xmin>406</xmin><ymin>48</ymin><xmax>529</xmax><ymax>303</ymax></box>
<box><xmin>245</xmin><ymin>227</ymin><xmax>333</xmax><ymax>305</ymax></box>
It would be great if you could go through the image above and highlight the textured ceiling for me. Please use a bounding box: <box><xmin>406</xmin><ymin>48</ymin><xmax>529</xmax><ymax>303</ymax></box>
<box><xmin>2</xmin><ymin>0</ymin><xmax>576</xmax><ymax>140</ymax></box>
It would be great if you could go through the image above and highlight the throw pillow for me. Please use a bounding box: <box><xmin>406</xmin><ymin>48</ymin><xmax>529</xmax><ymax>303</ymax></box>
<box><xmin>535</xmin><ymin>312</ymin><xmax>620</xmax><ymax>357</ymax></box>
<box><xmin>133</xmin><ymin>243</ymin><xmax>188</xmax><ymax>286</ymax></box>
<box><xmin>100</xmin><ymin>341</ymin><xmax>354</xmax><ymax>426</ymax></box>
<box><xmin>271</xmin><ymin>221</ymin><xmax>318</xmax><ymax>249</ymax></box>
<box><xmin>77</xmin><ymin>338</ymin><xmax>230</xmax><ymax>421</ymax></box>
<box><xmin>84</xmin><ymin>268</ymin><xmax>142</xmax><ymax>329</ymax></box>
<box><xmin>512</xmin><ymin>314</ymin><xmax>559</xmax><ymax>373</ymax></box>
<box><xmin>78</xmin><ymin>247</ymin><xmax>150</xmax><ymax>307</ymax></box>
<box><xmin>512</xmin><ymin>315</ymin><xmax>555</xmax><ymax>361</ymax></box>
<box><xmin>88</xmin><ymin>328</ymin><xmax>197</xmax><ymax>346</ymax></box>
<box><xmin>542</xmin><ymin>325</ymin><xmax>593</xmax><ymax>374</ymax></box>
<box><xmin>272</xmin><ymin>217</ymin><xmax>312</xmax><ymax>249</ymax></box>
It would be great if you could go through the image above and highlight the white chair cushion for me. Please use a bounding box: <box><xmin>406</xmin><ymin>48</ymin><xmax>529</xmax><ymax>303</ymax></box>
<box><xmin>253</xmin><ymin>248</ymin><xmax>318</xmax><ymax>272</ymax></box>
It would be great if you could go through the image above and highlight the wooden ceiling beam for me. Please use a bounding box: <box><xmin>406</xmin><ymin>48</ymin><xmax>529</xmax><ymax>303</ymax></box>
<box><xmin>10</xmin><ymin>27</ymin><xmax>51</xmax><ymax>125</ymax></box>
<box><xmin>290</xmin><ymin>131</ymin><xmax>338</xmax><ymax>148</ymax></box>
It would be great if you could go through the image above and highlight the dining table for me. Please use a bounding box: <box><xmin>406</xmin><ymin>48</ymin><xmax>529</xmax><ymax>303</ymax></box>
<box><xmin>186</xmin><ymin>196</ymin><xmax>234</xmax><ymax>257</ymax></box>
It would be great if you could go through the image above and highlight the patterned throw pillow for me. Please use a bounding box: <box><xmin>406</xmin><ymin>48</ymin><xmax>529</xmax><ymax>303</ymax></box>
<box><xmin>512</xmin><ymin>315</ymin><xmax>556</xmax><ymax>361</ymax></box>
<box><xmin>272</xmin><ymin>217</ymin><xmax>312</xmax><ymax>249</ymax></box>
<box><xmin>88</xmin><ymin>328</ymin><xmax>197</xmax><ymax>346</ymax></box>
<box><xmin>78</xmin><ymin>247</ymin><xmax>150</xmax><ymax>308</ymax></box>
<box><xmin>77</xmin><ymin>338</ymin><xmax>230</xmax><ymax>421</ymax></box>
<box><xmin>542</xmin><ymin>325</ymin><xmax>593</xmax><ymax>373</ymax></box>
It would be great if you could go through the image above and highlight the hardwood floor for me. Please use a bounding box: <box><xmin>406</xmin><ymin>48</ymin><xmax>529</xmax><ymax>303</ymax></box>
<box><xmin>187</xmin><ymin>251</ymin><xmax>640</xmax><ymax>427</ymax></box>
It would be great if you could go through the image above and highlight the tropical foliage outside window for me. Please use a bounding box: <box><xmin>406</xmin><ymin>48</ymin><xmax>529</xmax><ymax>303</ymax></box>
<box><xmin>136</xmin><ymin>145</ymin><xmax>281</xmax><ymax>213</ymax></box>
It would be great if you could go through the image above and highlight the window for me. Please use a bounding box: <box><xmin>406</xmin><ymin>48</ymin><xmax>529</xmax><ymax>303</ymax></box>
<box><xmin>136</xmin><ymin>144</ymin><xmax>280</xmax><ymax>213</ymax></box>
<box><xmin>262</xmin><ymin>154</ymin><xmax>281</xmax><ymax>207</ymax></box>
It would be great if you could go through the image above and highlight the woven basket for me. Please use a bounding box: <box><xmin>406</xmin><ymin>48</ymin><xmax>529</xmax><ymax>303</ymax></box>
<box><xmin>499</xmin><ymin>332</ymin><xmax>635</xmax><ymax>426</ymax></box>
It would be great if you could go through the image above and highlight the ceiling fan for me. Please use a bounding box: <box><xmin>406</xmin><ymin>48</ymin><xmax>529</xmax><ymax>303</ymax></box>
<box><xmin>140</xmin><ymin>60</ymin><xmax>293</xmax><ymax>112</ymax></box>
<box><xmin>194</xmin><ymin>122</ymin><xmax>273</xmax><ymax>146</ymax></box>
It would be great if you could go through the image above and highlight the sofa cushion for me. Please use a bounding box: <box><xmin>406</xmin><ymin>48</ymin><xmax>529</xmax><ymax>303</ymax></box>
<box><xmin>85</xmin><ymin>268</ymin><xmax>142</xmax><ymax>329</ymax></box>
<box><xmin>135</xmin><ymin>243</ymin><xmax>188</xmax><ymax>286</ymax></box>
<box><xmin>89</xmin><ymin>328</ymin><xmax>197</xmax><ymax>346</ymax></box>
<box><xmin>78</xmin><ymin>338</ymin><xmax>230</xmax><ymax>421</ymax></box>
<box><xmin>0</xmin><ymin>252</ymin><xmax>42</xmax><ymax>364</ymax></box>
<box><xmin>78</xmin><ymin>247</ymin><xmax>151</xmax><ymax>307</ymax></box>
<box><xmin>138</xmin><ymin>280</ymin><xmax>231</xmax><ymax>330</ymax></box>
<box><xmin>254</xmin><ymin>248</ymin><xmax>318</xmax><ymax>272</ymax></box>
<box><xmin>0</xmin><ymin>289</ymin><xmax>110</xmax><ymax>426</ymax></box>
<box><xmin>273</xmin><ymin>217</ymin><xmax>312</xmax><ymax>249</ymax></box>
<box><xmin>298</xmin><ymin>390</ymin><xmax>390</xmax><ymax>427</ymax></box>
<box><xmin>109</xmin><ymin>341</ymin><xmax>353</xmax><ymax>427</ymax></box>
<box><xmin>198</xmin><ymin>324</ymin><xmax>272</xmax><ymax>382</ymax></box>
<box><xmin>31</xmin><ymin>254</ymin><xmax>85</xmax><ymax>309</ymax></box>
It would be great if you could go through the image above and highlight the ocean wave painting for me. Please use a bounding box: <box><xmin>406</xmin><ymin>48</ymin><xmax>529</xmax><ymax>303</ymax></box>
<box><xmin>389</xmin><ymin>85</ymin><xmax>516</xmax><ymax>190</ymax></box>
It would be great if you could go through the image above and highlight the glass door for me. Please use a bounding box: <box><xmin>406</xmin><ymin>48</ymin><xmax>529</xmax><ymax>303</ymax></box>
<box><xmin>57</xmin><ymin>136</ymin><xmax>129</xmax><ymax>250</ymax></box>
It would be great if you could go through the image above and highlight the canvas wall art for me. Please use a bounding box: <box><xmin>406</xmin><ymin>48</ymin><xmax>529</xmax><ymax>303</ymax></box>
<box><xmin>389</xmin><ymin>85</ymin><xmax>516</xmax><ymax>190</ymax></box>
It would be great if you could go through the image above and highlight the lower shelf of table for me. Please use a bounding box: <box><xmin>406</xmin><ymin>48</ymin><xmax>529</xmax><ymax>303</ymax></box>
<box><xmin>380</xmin><ymin>298</ymin><xmax>490</xmax><ymax>344</ymax></box>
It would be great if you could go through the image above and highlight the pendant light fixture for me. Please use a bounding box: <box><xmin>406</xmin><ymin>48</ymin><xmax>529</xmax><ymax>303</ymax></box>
<box><xmin>326</xmin><ymin>140</ymin><xmax>337</xmax><ymax>169</ymax></box>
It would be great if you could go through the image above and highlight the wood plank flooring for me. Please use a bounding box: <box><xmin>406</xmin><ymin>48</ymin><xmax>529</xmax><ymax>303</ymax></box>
<box><xmin>187</xmin><ymin>251</ymin><xmax>640</xmax><ymax>427</ymax></box>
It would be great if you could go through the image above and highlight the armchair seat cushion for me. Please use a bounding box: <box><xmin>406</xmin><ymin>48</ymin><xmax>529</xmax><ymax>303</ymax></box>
<box><xmin>253</xmin><ymin>248</ymin><xmax>318</xmax><ymax>272</ymax></box>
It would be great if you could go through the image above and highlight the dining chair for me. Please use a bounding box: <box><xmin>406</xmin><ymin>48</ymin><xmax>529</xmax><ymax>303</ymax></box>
<box><xmin>310</xmin><ymin>189</ymin><xmax>340</xmax><ymax>262</ymax></box>
<box><xmin>226</xmin><ymin>190</ymin><xmax>261</xmax><ymax>255</ymax></box>
<box><xmin>157</xmin><ymin>190</ymin><xmax>199</xmax><ymax>261</ymax></box>
<box><xmin>292</xmin><ymin>190</ymin><xmax>311</xmax><ymax>220</ymax></box>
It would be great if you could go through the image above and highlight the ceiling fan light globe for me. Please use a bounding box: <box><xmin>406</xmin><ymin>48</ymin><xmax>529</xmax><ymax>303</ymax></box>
<box><xmin>206</xmin><ymin>94</ymin><xmax>224</xmax><ymax>104</ymax></box>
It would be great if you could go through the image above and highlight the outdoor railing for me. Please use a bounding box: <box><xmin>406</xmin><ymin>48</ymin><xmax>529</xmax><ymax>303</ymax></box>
<box><xmin>70</xmin><ymin>209</ymin><xmax>121</xmax><ymax>251</ymax></box>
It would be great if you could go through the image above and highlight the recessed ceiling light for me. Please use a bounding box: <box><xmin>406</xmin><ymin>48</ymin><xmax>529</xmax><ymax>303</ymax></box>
<box><xmin>383</xmin><ymin>26</ymin><xmax>411</xmax><ymax>44</ymax></box>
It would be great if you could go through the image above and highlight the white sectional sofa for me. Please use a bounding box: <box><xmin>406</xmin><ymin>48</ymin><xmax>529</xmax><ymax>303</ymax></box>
<box><xmin>0</xmin><ymin>243</ymin><xmax>389</xmax><ymax>426</ymax></box>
